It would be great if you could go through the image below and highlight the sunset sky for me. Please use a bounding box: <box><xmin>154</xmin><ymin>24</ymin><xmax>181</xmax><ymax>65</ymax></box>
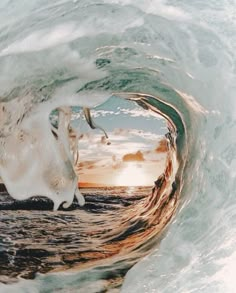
<box><xmin>73</xmin><ymin>96</ymin><xmax>168</xmax><ymax>187</ymax></box>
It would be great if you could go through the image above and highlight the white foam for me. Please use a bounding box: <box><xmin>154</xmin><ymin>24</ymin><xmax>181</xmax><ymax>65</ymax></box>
<box><xmin>0</xmin><ymin>90</ymin><xmax>110</xmax><ymax>210</ymax></box>
<box><xmin>0</xmin><ymin>22</ymin><xmax>87</xmax><ymax>55</ymax></box>
<box><xmin>0</xmin><ymin>14</ymin><xmax>144</xmax><ymax>56</ymax></box>
<box><xmin>105</xmin><ymin>0</ymin><xmax>190</xmax><ymax>21</ymax></box>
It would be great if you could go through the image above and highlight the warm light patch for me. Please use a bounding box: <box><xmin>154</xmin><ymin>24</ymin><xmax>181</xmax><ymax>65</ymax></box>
<box><xmin>115</xmin><ymin>162</ymin><xmax>151</xmax><ymax>186</ymax></box>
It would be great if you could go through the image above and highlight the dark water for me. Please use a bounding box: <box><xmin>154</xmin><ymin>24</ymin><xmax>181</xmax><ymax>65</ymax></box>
<box><xmin>0</xmin><ymin>183</ymin><xmax>176</xmax><ymax>289</ymax></box>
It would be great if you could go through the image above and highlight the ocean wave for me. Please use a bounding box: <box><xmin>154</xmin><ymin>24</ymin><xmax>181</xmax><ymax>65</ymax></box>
<box><xmin>0</xmin><ymin>0</ymin><xmax>235</xmax><ymax>292</ymax></box>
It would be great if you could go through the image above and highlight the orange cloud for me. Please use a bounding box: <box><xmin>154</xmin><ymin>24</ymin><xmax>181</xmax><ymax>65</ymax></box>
<box><xmin>122</xmin><ymin>150</ymin><xmax>145</xmax><ymax>162</ymax></box>
<box><xmin>77</xmin><ymin>161</ymin><xmax>96</xmax><ymax>170</ymax></box>
<box><xmin>155</xmin><ymin>139</ymin><xmax>168</xmax><ymax>153</ymax></box>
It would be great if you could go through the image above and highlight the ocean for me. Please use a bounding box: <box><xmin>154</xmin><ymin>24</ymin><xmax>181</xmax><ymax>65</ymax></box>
<box><xmin>0</xmin><ymin>0</ymin><xmax>236</xmax><ymax>292</ymax></box>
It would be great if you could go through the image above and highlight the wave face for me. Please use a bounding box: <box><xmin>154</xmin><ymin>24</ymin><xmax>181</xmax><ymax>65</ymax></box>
<box><xmin>0</xmin><ymin>0</ymin><xmax>236</xmax><ymax>292</ymax></box>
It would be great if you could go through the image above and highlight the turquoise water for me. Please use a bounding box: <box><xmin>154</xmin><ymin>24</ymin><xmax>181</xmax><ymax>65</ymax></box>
<box><xmin>0</xmin><ymin>0</ymin><xmax>236</xmax><ymax>292</ymax></box>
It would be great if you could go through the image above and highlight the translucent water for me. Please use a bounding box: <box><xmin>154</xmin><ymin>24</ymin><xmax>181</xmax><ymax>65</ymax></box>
<box><xmin>0</xmin><ymin>0</ymin><xmax>235</xmax><ymax>292</ymax></box>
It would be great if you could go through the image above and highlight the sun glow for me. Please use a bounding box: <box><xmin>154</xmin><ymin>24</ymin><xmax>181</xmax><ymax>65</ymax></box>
<box><xmin>115</xmin><ymin>162</ymin><xmax>151</xmax><ymax>186</ymax></box>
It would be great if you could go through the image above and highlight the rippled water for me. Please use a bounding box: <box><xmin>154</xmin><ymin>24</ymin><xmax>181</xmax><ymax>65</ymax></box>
<box><xmin>0</xmin><ymin>0</ymin><xmax>236</xmax><ymax>292</ymax></box>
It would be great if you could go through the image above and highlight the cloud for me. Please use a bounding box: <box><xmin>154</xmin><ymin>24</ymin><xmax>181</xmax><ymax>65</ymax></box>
<box><xmin>155</xmin><ymin>138</ymin><xmax>168</xmax><ymax>153</ymax></box>
<box><xmin>77</xmin><ymin>160</ymin><xmax>96</xmax><ymax>170</ymax></box>
<box><xmin>119</xmin><ymin>108</ymin><xmax>154</xmax><ymax>118</ymax></box>
<box><xmin>113</xmin><ymin>128</ymin><xmax>162</xmax><ymax>141</ymax></box>
<box><xmin>92</xmin><ymin>110</ymin><xmax>116</xmax><ymax>118</ymax></box>
<box><xmin>122</xmin><ymin>150</ymin><xmax>145</xmax><ymax>162</ymax></box>
<box><xmin>89</xmin><ymin>107</ymin><xmax>163</xmax><ymax>119</ymax></box>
